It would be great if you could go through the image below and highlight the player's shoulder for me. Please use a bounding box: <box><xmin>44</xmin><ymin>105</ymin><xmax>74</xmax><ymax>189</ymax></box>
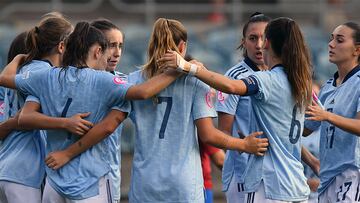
<box><xmin>224</xmin><ymin>61</ymin><xmax>250</xmax><ymax>79</ymax></box>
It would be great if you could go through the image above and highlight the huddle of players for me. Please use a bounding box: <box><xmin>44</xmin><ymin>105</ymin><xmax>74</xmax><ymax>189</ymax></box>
<box><xmin>0</xmin><ymin>11</ymin><xmax>360</xmax><ymax>203</ymax></box>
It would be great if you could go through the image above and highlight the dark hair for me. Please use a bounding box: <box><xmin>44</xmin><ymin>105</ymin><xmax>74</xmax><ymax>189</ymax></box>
<box><xmin>343</xmin><ymin>22</ymin><xmax>360</xmax><ymax>63</ymax></box>
<box><xmin>265</xmin><ymin>17</ymin><xmax>312</xmax><ymax>109</ymax></box>
<box><xmin>91</xmin><ymin>18</ymin><xmax>125</xmax><ymax>45</ymax></box>
<box><xmin>62</xmin><ymin>21</ymin><xmax>108</xmax><ymax>68</ymax></box>
<box><xmin>24</xmin><ymin>16</ymin><xmax>72</xmax><ymax>65</ymax></box>
<box><xmin>239</xmin><ymin>12</ymin><xmax>271</xmax><ymax>57</ymax></box>
<box><xmin>143</xmin><ymin>18</ymin><xmax>187</xmax><ymax>79</ymax></box>
<box><xmin>7</xmin><ymin>31</ymin><xmax>28</xmax><ymax>64</ymax></box>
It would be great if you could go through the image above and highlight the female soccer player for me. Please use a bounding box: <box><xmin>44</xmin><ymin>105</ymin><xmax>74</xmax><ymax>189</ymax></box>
<box><xmin>305</xmin><ymin>22</ymin><xmax>360</xmax><ymax>203</ymax></box>
<box><xmin>0</xmin><ymin>16</ymin><xmax>89</xmax><ymax>203</ymax></box>
<box><xmin>127</xmin><ymin>18</ymin><xmax>268</xmax><ymax>203</ymax></box>
<box><xmin>0</xmin><ymin>20</ymin><xmax>181</xmax><ymax>202</ymax></box>
<box><xmin>159</xmin><ymin>17</ymin><xmax>312</xmax><ymax>202</ymax></box>
<box><xmin>90</xmin><ymin>19</ymin><xmax>126</xmax><ymax>203</ymax></box>
<box><xmin>215</xmin><ymin>12</ymin><xmax>270</xmax><ymax>203</ymax></box>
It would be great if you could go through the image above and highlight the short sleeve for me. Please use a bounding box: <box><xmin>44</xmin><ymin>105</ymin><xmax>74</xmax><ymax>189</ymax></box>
<box><xmin>25</xmin><ymin>95</ymin><xmax>40</xmax><ymax>104</ymax></box>
<box><xmin>100</xmin><ymin>73</ymin><xmax>133</xmax><ymax>113</ymax></box>
<box><xmin>15</xmin><ymin>69</ymin><xmax>46</xmax><ymax>97</ymax></box>
<box><xmin>215</xmin><ymin>91</ymin><xmax>240</xmax><ymax>115</ymax></box>
<box><xmin>192</xmin><ymin>81</ymin><xmax>217</xmax><ymax>120</ymax></box>
<box><xmin>251</xmin><ymin>71</ymin><xmax>272</xmax><ymax>102</ymax></box>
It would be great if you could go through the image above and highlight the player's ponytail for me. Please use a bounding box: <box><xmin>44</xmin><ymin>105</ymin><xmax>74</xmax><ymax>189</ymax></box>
<box><xmin>62</xmin><ymin>21</ymin><xmax>108</xmax><ymax>68</ymax></box>
<box><xmin>265</xmin><ymin>17</ymin><xmax>312</xmax><ymax>109</ymax></box>
<box><xmin>143</xmin><ymin>18</ymin><xmax>187</xmax><ymax>79</ymax></box>
<box><xmin>24</xmin><ymin>16</ymin><xmax>72</xmax><ymax>65</ymax></box>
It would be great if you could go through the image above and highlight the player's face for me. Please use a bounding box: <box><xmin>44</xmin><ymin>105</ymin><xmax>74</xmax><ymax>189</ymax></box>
<box><xmin>95</xmin><ymin>46</ymin><xmax>111</xmax><ymax>70</ymax></box>
<box><xmin>105</xmin><ymin>29</ymin><xmax>123</xmax><ymax>72</ymax></box>
<box><xmin>328</xmin><ymin>25</ymin><xmax>357</xmax><ymax>65</ymax></box>
<box><xmin>243</xmin><ymin>22</ymin><xmax>267</xmax><ymax>66</ymax></box>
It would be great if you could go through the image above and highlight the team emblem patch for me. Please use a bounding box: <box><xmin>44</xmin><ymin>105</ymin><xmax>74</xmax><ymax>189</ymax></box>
<box><xmin>217</xmin><ymin>91</ymin><xmax>228</xmax><ymax>103</ymax></box>
<box><xmin>113</xmin><ymin>76</ymin><xmax>126</xmax><ymax>85</ymax></box>
<box><xmin>205</xmin><ymin>88</ymin><xmax>216</xmax><ymax>108</ymax></box>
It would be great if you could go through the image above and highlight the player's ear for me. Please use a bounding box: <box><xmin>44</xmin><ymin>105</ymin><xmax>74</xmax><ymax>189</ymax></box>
<box><xmin>178</xmin><ymin>40</ymin><xmax>187</xmax><ymax>57</ymax></box>
<box><xmin>57</xmin><ymin>41</ymin><xmax>66</xmax><ymax>54</ymax></box>
<box><xmin>263</xmin><ymin>38</ymin><xmax>270</xmax><ymax>49</ymax></box>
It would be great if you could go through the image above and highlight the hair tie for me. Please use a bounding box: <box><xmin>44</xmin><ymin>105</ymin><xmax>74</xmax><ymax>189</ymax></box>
<box><xmin>250</xmin><ymin>12</ymin><xmax>264</xmax><ymax>18</ymax></box>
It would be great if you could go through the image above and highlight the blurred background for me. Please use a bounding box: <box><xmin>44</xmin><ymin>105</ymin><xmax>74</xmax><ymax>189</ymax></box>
<box><xmin>0</xmin><ymin>0</ymin><xmax>359</xmax><ymax>202</ymax></box>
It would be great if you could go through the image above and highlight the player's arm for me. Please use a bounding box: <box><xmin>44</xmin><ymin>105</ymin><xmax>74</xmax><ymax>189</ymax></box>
<box><xmin>209</xmin><ymin>148</ymin><xmax>225</xmax><ymax>170</ymax></box>
<box><xmin>195</xmin><ymin>117</ymin><xmax>268</xmax><ymax>156</ymax></box>
<box><xmin>45</xmin><ymin>109</ymin><xmax>127</xmax><ymax>170</ymax></box>
<box><xmin>217</xmin><ymin>112</ymin><xmax>234</xmax><ymax>136</ymax></box>
<box><xmin>0</xmin><ymin>54</ymin><xmax>27</xmax><ymax>89</ymax></box>
<box><xmin>0</xmin><ymin>112</ymin><xmax>24</xmax><ymax>140</ymax></box>
<box><xmin>125</xmin><ymin>69</ymin><xmax>181</xmax><ymax>100</ymax></box>
<box><xmin>158</xmin><ymin>51</ymin><xmax>248</xmax><ymax>95</ymax></box>
<box><xmin>301</xmin><ymin>146</ymin><xmax>320</xmax><ymax>176</ymax></box>
<box><xmin>306</xmin><ymin>100</ymin><xmax>360</xmax><ymax>136</ymax></box>
<box><xmin>18</xmin><ymin>101</ymin><xmax>94</xmax><ymax>136</ymax></box>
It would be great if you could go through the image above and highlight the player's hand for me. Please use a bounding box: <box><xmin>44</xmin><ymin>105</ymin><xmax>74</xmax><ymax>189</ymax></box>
<box><xmin>45</xmin><ymin>150</ymin><xmax>71</xmax><ymax>170</ymax></box>
<box><xmin>64</xmin><ymin>112</ymin><xmax>93</xmax><ymax>136</ymax></box>
<box><xmin>307</xmin><ymin>178</ymin><xmax>320</xmax><ymax>192</ymax></box>
<box><xmin>157</xmin><ymin>50</ymin><xmax>179</xmax><ymax>70</ymax></box>
<box><xmin>13</xmin><ymin>54</ymin><xmax>28</xmax><ymax>66</ymax></box>
<box><xmin>242</xmin><ymin>131</ymin><xmax>268</xmax><ymax>156</ymax></box>
<box><xmin>306</xmin><ymin>100</ymin><xmax>330</xmax><ymax>121</ymax></box>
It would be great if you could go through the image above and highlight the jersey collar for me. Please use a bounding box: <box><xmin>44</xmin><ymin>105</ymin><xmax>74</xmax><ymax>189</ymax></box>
<box><xmin>332</xmin><ymin>65</ymin><xmax>360</xmax><ymax>86</ymax></box>
<box><xmin>244</xmin><ymin>57</ymin><xmax>260</xmax><ymax>72</ymax></box>
<box><xmin>38</xmin><ymin>59</ymin><xmax>53</xmax><ymax>67</ymax></box>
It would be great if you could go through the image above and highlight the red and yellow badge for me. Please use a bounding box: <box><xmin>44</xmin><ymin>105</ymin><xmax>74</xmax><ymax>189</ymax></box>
<box><xmin>205</xmin><ymin>88</ymin><xmax>216</xmax><ymax>108</ymax></box>
<box><xmin>113</xmin><ymin>76</ymin><xmax>126</xmax><ymax>85</ymax></box>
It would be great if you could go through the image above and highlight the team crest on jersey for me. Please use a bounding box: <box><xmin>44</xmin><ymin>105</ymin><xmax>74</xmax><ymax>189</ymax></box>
<box><xmin>0</xmin><ymin>101</ymin><xmax>4</xmax><ymax>115</ymax></box>
<box><xmin>205</xmin><ymin>88</ymin><xmax>216</xmax><ymax>108</ymax></box>
<box><xmin>22</xmin><ymin>71</ymin><xmax>30</xmax><ymax>79</ymax></box>
<box><xmin>217</xmin><ymin>91</ymin><xmax>228</xmax><ymax>103</ymax></box>
<box><xmin>113</xmin><ymin>76</ymin><xmax>126</xmax><ymax>85</ymax></box>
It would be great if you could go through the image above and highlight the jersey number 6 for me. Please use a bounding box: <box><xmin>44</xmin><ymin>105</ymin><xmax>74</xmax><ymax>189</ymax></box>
<box><xmin>289</xmin><ymin>105</ymin><xmax>301</xmax><ymax>144</ymax></box>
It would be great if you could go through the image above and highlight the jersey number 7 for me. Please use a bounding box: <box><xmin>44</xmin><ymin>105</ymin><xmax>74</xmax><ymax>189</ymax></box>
<box><xmin>157</xmin><ymin>97</ymin><xmax>173</xmax><ymax>139</ymax></box>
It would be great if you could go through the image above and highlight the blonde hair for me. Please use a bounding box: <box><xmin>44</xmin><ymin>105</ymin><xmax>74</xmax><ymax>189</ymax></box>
<box><xmin>143</xmin><ymin>18</ymin><xmax>187</xmax><ymax>79</ymax></box>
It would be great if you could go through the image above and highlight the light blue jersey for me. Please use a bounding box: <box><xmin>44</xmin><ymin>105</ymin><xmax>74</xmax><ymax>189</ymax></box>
<box><xmin>15</xmin><ymin>66</ymin><xmax>131</xmax><ymax>199</ymax></box>
<box><xmin>128</xmin><ymin>70</ymin><xmax>217</xmax><ymax>203</ymax></box>
<box><xmin>108</xmin><ymin>70</ymin><xmax>127</xmax><ymax>200</ymax></box>
<box><xmin>0</xmin><ymin>60</ymin><xmax>50</xmax><ymax>189</ymax></box>
<box><xmin>305</xmin><ymin>66</ymin><xmax>360</xmax><ymax>195</ymax></box>
<box><xmin>215</xmin><ymin>58</ymin><xmax>259</xmax><ymax>192</ymax></box>
<box><xmin>241</xmin><ymin>65</ymin><xmax>310</xmax><ymax>201</ymax></box>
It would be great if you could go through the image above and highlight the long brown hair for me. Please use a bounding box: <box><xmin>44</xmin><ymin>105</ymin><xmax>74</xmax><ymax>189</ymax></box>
<box><xmin>143</xmin><ymin>18</ymin><xmax>187</xmax><ymax>79</ymax></box>
<box><xmin>24</xmin><ymin>16</ymin><xmax>72</xmax><ymax>65</ymax></box>
<box><xmin>265</xmin><ymin>17</ymin><xmax>312</xmax><ymax>109</ymax></box>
